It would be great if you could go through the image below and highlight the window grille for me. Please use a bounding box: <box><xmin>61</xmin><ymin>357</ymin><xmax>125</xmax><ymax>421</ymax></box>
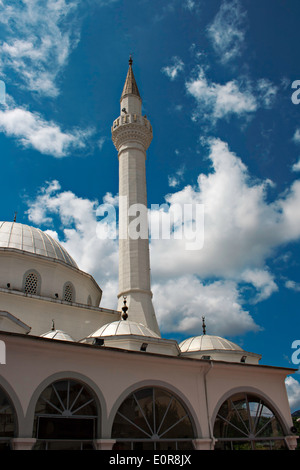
<box><xmin>24</xmin><ymin>272</ymin><xmax>39</xmax><ymax>295</ymax></box>
<box><xmin>64</xmin><ymin>283</ymin><xmax>74</xmax><ymax>302</ymax></box>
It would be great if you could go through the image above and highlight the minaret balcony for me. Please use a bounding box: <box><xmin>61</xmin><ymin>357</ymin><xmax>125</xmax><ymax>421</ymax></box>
<box><xmin>112</xmin><ymin>113</ymin><xmax>152</xmax><ymax>131</ymax></box>
<box><xmin>111</xmin><ymin>113</ymin><xmax>153</xmax><ymax>151</ymax></box>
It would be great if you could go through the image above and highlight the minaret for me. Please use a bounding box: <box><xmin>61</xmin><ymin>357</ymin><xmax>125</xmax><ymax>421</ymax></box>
<box><xmin>112</xmin><ymin>57</ymin><xmax>160</xmax><ymax>336</ymax></box>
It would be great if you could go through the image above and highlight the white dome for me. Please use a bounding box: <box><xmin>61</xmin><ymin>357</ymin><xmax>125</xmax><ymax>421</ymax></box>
<box><xmin>41</xmin><ymin>329</ymin><xmax>75</xmax><ymax>342</ymax></box>
<box><xmin>88</xmin><ymin>320</ymin><xmax>160</xmax><ymax>339</ymax></box>
<box><xmin>179</xmin><ymin>335</ymin><xmax>243</xmax><ymax>353</ymax></box>
<box><xmin>0</xmin><ymin>221</ymin><xmax>77</xmax><ymax>268</ymax></box>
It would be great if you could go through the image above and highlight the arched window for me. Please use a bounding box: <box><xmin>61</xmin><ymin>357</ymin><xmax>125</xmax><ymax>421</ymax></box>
<box><xmin>112</xmin><ymin>387</ymin><xmax>195</xmax><ymax>450</ymax></box>
<box><xmin>63</xmin><ymin>282</ymin><xmax>75</xmax><ymax>303</ymax></box>
<box><xmin>24</xmin><ymin>271</ymin><xmax>40</xmax><ymax>295</ymax></box>
<box><xmin>0</xmin><ymin>386</ymin><xmax>17</xmax><ymax>450</ymax></box>
<box><xmin>33</xmin><ymin>379</ymin><xmax>99</xmax><ymax>450</ymax></box>
<box><xmin>213</xmin><ymin>392</ymin><xmax>287</xmax><ymax>450</ymax></box>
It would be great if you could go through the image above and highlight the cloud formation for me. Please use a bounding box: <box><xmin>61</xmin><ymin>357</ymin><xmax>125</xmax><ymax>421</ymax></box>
<box><xmin>0</xmin><ymin>100</ymin><xmax>94</xmax><ymax>157</ymax></box>
<box><xmin>26</xmin><ymin>181</ymin><xmax>119</xmax><ymax>307</ymax></box>
<box><xmin>207</xmin><ymin>0</ymin><xmax>247</xmax><ymax>64</ymax></box>
<box><xmin>186</xmin><ymin>67</ymin><xmax>277</xmax><ymax>124</ymax></box>
<box><xmin>25</xmin><ymin>138</ymin><xmax>300</xmax><ymax>337</ymax></box>
<box><xmin>0</xmin><ymin>0</ymin><xmax>80</xmax><ymax>97</ymax></box>
<box><xmin>162</xmin><ymin>56</ymin><xmax>184</xmax><ymax>81</ymax></box>
<box><xmin>285</xmin><ymin>376</ymin><xmax>300</xmax><ymax>412</ymax></box>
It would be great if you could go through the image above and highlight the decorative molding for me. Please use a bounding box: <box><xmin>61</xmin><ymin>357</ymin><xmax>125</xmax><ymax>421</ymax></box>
<box><xmin>112</xmin><ymin>121</ymin><xmax>153</xmax><ymax>151</ymax></box>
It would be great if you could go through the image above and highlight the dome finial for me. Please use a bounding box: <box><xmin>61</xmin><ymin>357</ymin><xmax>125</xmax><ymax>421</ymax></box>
<box><xmin>202</xmin><ymin>316</ymin><xmax>206</xmax><ymax>335</ymax></box>
<box><xmin>129</xmin><ymin>54</ymin><xmax>133</xmax><ymax>66</ymax></box>
<box><xmin>121</xmin><ymin>296</ymin><xmax>128</xmax><ymax>321</ymax></box>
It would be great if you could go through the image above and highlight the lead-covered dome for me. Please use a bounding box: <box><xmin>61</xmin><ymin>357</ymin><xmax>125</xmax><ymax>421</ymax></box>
<box><xmin>179</xmin><ymin>335</ymin><xmax>261</xmax><ymax>364</ymax></box>
<box><xmin>0</xmin><ymin>221</ymin><xmax>77</xmax><ymax>268</ymax></box>
<box><xmin>179</xmin><ymin>335</ymin><xmax>243</xmax><ymax>353</ymax></box>
<box><xmin>81</xmin><ymin>319</ymin><xmax>179</xmax><ymax>357</ymax></box>
<box><xmin>87</xmin><ymin>320</ymin><xmax>160</xmax><ymax>339</ymax></box>
<box><xmin>40</xmin><ymin>329</ymin><xmax>75</xmax><ymax>342</ymax></box>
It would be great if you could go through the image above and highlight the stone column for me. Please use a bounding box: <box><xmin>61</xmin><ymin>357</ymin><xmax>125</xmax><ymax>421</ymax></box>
<box><xmin>11</xmin><ymin>438</ymin><xmax>37</xmax><ymax>450</ymax></box>
<box><xmin>94</xmin><ymin>439</ymin><xmax>116</xmax><ymax>450</ymax></box>
<box><xmin>192</xmin><ymin>438</ymin><xmax>215</xmax><ymax>450</ymax></box>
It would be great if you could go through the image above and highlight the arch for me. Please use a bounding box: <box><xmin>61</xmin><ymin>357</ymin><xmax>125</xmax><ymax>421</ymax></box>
<box><xmin>109</xmin><ymin>381</ymin><xmax>198</xmax><ymax>451</ymax></box>
<box><xmin>211</xmin><ymin>386</ymin><xmax>289</xmax><ymax>433</ymax></box>
<box><xmin>23</xmin><ymin>269</ymin><xmax>41</xmax><ymax>295</ymax></box>
<box><xmin>63</xmin><ymin>281</ymin><xmax>75</xmax><ymax>303</ymax></box>
<box><xmin>212</xmin><ymin>388</ymin><xmax>289</xmax><ymax>450</ymax></box>
<box><xmin>0</xmin><ymin>376</ymin><xmax>27</xmax><ymax>438</ymax></box>
<box><xmin>0</xmin><ymin>382</ymin><xmax>18</xmax><ymax>449</ymax></box>
<box><xmin>26</xmin><ymin>372</ymin><xmax>106</xmax><ymax>450</ymax></box>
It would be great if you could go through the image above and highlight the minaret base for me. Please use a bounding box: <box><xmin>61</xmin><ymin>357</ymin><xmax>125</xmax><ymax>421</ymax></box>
<box><xmin>117</xmin><ymin>290</ymin><xmax>160</xmax><ymax>337</ymax></box>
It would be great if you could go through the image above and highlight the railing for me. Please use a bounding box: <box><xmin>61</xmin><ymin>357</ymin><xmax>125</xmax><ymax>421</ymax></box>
<box><xmin>112</xmin><ymin>114</ymin><xmax>152</xmax><ymax>132</ymax></box>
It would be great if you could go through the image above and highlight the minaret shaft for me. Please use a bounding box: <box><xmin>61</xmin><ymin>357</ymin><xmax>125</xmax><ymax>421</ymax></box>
<box><xmin>118</xmin><ymin>147</ymin><xmax>150</xmax><ymax>290</ymax></box>
<box><xmin>111</xmin><ymin>59</ymin><xmax>160</xmax><ymax>336</ymax></box>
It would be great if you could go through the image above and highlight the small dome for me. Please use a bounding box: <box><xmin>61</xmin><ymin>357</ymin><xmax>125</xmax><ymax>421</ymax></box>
<box><xmin>0</xmin><ymin>221</ymin><xmax>77</xmax><ymax>268</ymax></box>
<box><xmin>179</xmin><ymin>335</ymin><xmax>243</xmax><ymax>353</ymax></box>
<box><xmin>41</xmin><ymin>329</ymin><xmax>75</xmax><ymax>342</ymax></box>
<box><xmin>88</xmin><ymin>320</ymin><xmax>160</xmax><ymax>339</ymax></box>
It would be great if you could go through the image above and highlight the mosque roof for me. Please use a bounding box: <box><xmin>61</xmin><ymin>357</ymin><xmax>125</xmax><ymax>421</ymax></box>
<box><xmin>0</xmin><ymin>221</ymin><xmax>78</xmax><ymax>268</ymax></box>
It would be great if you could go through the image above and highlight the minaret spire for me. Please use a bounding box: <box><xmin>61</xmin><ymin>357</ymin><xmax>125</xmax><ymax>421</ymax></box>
<box><xmin>111</xmin><ymin>59</ymin><xmax>160</xmax><ymax>336</ymax></box>
<box><xmin>121</xmin><ymin>56</ymin><xmax>141</xmax><ymax>101</ymax></box>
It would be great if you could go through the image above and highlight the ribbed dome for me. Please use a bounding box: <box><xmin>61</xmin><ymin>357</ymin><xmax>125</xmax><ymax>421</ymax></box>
<box><xmin>179</xmin><ymin>335</ymin><xmax>243</xmax><ymax>353</ymax></box>
<box><xmin>0</xmin><ymin>221</ymin><xmax>77</xmax><ymax>268</ymax></box>
<box><xmin>40</xmin><ymin>329</ymin><xmax>75</xmax><ymax>342</ymax></box>
<box><xmin>88</xmin><ymin>320</ymin><xmax>160</xmax><ymax>339</ymax></box>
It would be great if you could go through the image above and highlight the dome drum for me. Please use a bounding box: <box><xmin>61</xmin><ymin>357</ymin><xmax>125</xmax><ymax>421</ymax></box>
<box><xmin>0</xmin><ymin>222</ymin><xmax>102</xmax><ymax>308</ymax></box>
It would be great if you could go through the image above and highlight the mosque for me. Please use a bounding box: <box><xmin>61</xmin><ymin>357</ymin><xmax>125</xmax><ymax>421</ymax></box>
<box><xmin>0</xmin><ymin>59</ymin><xmax>298</xmax><ymax>451</ymax></box>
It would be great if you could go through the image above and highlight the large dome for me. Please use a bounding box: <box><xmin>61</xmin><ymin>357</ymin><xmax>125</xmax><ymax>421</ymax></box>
<box><xmin>0</xmin><ymin>221</ymin><xmax>77</xmax><ymax>268</ymax></box>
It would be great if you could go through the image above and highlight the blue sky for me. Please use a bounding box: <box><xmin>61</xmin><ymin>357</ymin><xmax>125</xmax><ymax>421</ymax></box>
<box><xmin>1</xmin><ymin>0</ymin><xmax>300</xmax><ymax>411</ymax></box>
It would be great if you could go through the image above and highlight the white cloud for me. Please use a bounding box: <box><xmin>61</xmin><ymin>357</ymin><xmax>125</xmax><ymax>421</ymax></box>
<box><xmin>151</xmin><ymin>139</ymin><xmax>280</xmax><ymax>278</ymax></box>
<box><xmin>293</xmin><ymin>129</ymin><xmax>300</xmax><ymax>144</ymax></box>
<box><xmin>168</xmin><ymin>166</ymin><xmax>185</xmax><ymax>188</ymax></box>
<box><xmin>292</xmin><ymin>130</ymin><xmax>300</xmax><ymax>172</ymax></box>
<box><xmin>162</xmin><ymin>56</ymin><xmax>184</xmax><ymax>81</ymax></box>
<box><xmin>0</xmin><ymin>0</ymin><xmax>80</xmax><ymax>97</ymax></box>
<box><xmin>0</xmin><ymin>103</ymin><xmax>94</xmax><ymax>157</ymax></box>
<box><xmin>292</xmin><ymin>159</ymin><xmax>300</xmax><ymax>172</ymax></box>
<box><xmin>186</xmin><ymin>68</ymin><xmax>278</xmax><ymax>124</ymax></box>
<box><xmin>241</xmin><ymin>269</ymin><xmax>278</xmax><ymax>303</ymax></box>
<box><xmin>26</xmin><ymin>181</ymin><xmax>119</xmax><ymax>307</ymax></box>
<box><xmin>285</xmin><ymin>280</ymin><xmax>300</xmax><ymax>292</ymax></box>
<box><xmin>256</xmin><ymin>79</ymin><xmax>278</xmax><ymax>108</ymax></box>
<box><xmin>285</xmin><ymin>376</ymin><xmax>300</xmax><ymax>412</ymax></box>
<box><xmin>207</xmin><ymin>0</ymin><xmax>247</xmax><ymax>64</ymax></box>
<box><xmin>186</xmin><ymin>67</ymin><xmax>256</xmax><ymax>123</ymax></box>
<box><xmin>184</xmin><ymin>0</ymin><xmax>196</xmax><ymax>11</ymax></box>
<box><xmin>152</xmin><ymin>276</ymin><xmax>259</xmax><ymax>336</ymax></box>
